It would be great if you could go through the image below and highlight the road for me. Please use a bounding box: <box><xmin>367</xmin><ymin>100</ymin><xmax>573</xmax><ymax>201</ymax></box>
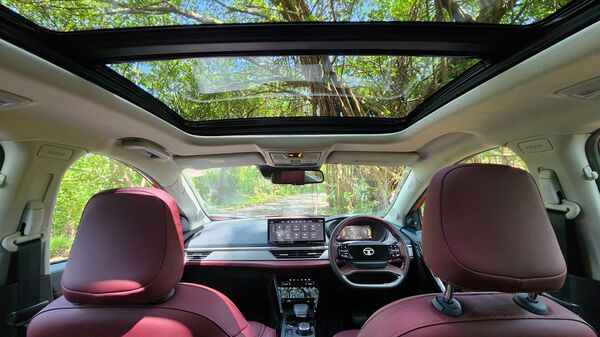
<box><xmin>233</xmin><ymin>193</ymin><xmax>330</xmax><ymax>217</ymax></box>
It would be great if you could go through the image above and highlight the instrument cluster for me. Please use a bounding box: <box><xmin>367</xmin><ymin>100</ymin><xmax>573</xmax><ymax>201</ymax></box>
<box><xmin>337</xmin><ymin>224</ymin><xmax>373</xmax><ymax>241</ymax></box>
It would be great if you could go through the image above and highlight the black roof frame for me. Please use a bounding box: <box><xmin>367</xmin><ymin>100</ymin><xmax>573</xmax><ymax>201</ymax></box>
<box><xmin>0</xmin><ymin>0</ymin><xmax>599</xmax><ymax>136</ymax></box>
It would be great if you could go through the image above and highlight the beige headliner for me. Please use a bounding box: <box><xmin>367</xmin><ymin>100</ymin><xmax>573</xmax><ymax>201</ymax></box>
<box><xmin>0</xmin><ymin>21</ymin><xmax>599</xmax><ymax>184</ymax></box>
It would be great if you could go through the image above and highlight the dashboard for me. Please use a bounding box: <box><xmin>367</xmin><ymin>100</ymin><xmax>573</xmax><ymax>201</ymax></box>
<box><xmin>184</xmin><ymin>217</ymin><xmax>412</xmax><ymax>263</ymax></box>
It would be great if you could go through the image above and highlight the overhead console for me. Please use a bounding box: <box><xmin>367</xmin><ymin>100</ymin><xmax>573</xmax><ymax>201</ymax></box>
<box><xmin>269</xmin><ymin>152</ymin><xmax>321</xmax><ymax>167</ymax></box>
<box><xmin>175</xmin><ymin>149</ymin><xmax>419</xmax><ymax>174</ymax></box>
<box><xmin>264</xmin><ymin>150</ymin><xmax>420</xmax><ymax>168</ymax></box>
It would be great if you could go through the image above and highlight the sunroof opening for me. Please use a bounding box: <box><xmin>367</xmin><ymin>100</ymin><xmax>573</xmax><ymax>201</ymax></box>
<box><xmin>108</xmin><ymin>55</ymin><xmax>479</xmax><ymax>121</ymax></box>
<box><xmin>3</xmin><ymin>0</ymin><xmax>571</xmax><ymax>32</ymax></box>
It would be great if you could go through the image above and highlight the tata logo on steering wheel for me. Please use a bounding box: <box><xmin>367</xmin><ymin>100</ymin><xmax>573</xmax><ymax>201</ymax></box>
<box><xmin>362</xmin><ymin>247</ymin><xmax>375</xmax><ymax>256</ymax></box>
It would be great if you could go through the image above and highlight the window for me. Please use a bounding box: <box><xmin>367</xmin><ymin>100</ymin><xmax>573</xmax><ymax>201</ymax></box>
<box><xmin>110</xmin><ymin>55</ymin><xmax>479</xmax><ymax>122</ymax></box>
<box><xmin>51</xmin><ymin>154</ymin><xmax>151</xmax><ymax>262</ymax></box>
<box><xmin>462</xmin><ymin>147</ymin><xmax>528</xmax><ymax>171</ymax></box>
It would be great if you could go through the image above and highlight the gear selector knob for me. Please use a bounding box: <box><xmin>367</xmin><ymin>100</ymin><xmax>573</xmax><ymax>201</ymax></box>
<box><xmin>297</xmin><ymin>322</ymin><xmax>311</xmax><ymax>336</ymax></box>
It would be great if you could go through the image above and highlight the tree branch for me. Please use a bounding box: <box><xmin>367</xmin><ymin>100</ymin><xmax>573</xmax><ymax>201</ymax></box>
<box><xmin>213</xmin><ymin>0</ymin><xmax>272</xmax><ymax>20</ymax></box>
<box><xmin>97</xmin><ymin>0</ymin><xmax>223</xmax><ymax>24</ymax></box>
<box><xmin>439</xmin><ymin>0</ymin><xmax>475</xmax><ymax>22</ymax></box>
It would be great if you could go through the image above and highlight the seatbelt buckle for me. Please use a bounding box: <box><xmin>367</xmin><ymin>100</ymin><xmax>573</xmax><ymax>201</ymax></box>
<box><xmin>6</xmin><ymin>300</ymin><xmax>49</xmax><ymax>327</ymax></box>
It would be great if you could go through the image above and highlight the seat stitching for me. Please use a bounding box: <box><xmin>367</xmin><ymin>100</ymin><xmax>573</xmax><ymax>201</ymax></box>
<box><xmin>361</xmin><ymin>292</ymin><xmax>500</xmax><ymax>327</ymax></box>
<box><xmin>394</xmin><ymin>316</ymin><xmax>595</xmax><ymax>336</ymax></box>
<box><xmin>234</xmin><ymin>322</ymin><xmax>268</xmax><ymax>337</ymax></box>
<box><xmin>35</xmin><ymin>305</ymin><xmax>243</xmax><ymax>337</ymax></box>
<box><xmin>233</xmin><ymin>324</ymin><xmax>248</xmax><ymax>337</ymax></box>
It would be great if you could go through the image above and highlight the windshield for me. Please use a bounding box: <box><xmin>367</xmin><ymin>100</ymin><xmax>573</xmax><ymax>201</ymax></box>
<box><xmin>185</xmin><ymin>164</ymin><xmax>410</xmax><ymax>219</ymax></box>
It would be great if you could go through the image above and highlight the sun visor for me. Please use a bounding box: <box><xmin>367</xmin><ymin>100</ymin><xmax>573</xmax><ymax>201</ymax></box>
<box><xmin>326</xmin><ymin>151</ymin><xmax>419</xmax><ymax>167</ymax></box>
<box><xmin>175</xmin><ymin>152</ymin><xmax>266</xmax><ymax>170</ymax></box>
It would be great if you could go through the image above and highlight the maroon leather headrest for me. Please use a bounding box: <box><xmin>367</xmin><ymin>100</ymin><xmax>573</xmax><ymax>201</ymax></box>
<box><xmin>423</xmin><ymin>164</ymin><xmax>566</xmax><ymax>292</ymax></box>
<box><xmin>62</xmin><ymin>188</ymin><xmax>184</xmax><ymax>305</ymax></box>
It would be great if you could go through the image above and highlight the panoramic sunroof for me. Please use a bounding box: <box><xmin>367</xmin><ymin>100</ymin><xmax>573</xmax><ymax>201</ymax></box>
<box><xmin>109</xmin><ymin>55</ymin><xmax>479</xmax><ymax>121</ymax></box>
<box><xmin>1</xmin><ymin>0</ymin><xmax>594</xmax><ymax>134</ymax></box>
<box><xmin>2</xmin><ymin>0</ymin><xmax>571</xmax><ymax>31</ymax></box>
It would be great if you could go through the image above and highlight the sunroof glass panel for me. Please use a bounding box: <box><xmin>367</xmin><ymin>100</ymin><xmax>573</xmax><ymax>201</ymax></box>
<box><xmin>108</xmin><ymin>55</ymin><xmax>479</xmax><ymax>122</ymax></box>
<box><xmin>3</xmin><ymin>0</ymin><xmax>572</xmax><ymax>31</ymax></box>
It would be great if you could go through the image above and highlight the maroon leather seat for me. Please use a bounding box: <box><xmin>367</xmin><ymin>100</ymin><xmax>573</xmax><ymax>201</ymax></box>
<box><xmin>334</xmin><ymin>164</ymin><xmax>597</xmax><ymax>337</ymax></box>
<box><xmin>28</xmin><ymin>188</ymin><xmax>275</xmax><ymax>337</ymax></box>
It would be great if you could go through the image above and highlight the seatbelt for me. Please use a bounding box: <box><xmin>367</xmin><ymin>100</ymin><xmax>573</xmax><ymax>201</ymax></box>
<box><xmin>548</xmin><ymin>210</ymin><xmax>568</xmax><ymax>267</ymax></box>
<box><xmin>538</xmin><ymin>169</ymin><xmax>585</xmax><ymax>310</ymax></box>
<box><xmin>3</xmin><ymin>201</ymin><xmax>50</xmax><ymax>330</ymax></box>
<box><xmin>6</xmin><ymin>239</ymin><xmax>49</xmax><ymax>332</ymax></box>
<box><xmin>16</xmin><ymin>239</ymin><xmax>41</xmax><ymax>311</ymax></box>
<box><xmin>547</xmin><ymin>210</ymin><xmax>571</xmax><ymax>301</ymax></box>
<box><xmin>538</xmin><ymin>169</ymin><xmax>581</xmax><ymax>269</ymax></box>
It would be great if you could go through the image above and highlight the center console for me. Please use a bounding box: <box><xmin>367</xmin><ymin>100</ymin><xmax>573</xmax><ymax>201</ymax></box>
<box><xmin>275</xmin><ymin>277</ymin><xmax>319</xmax><ymax>337</ymax></box>
<box><xmin>269</xmin><ymin>218</ymin><xmax>325</xmax><ymax>336</ymax></box>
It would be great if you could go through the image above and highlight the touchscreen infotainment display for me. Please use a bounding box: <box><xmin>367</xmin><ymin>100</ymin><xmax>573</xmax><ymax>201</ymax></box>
<box><xmin>268</xmin><ymin>218</ymin><xmax>325</xmax><ymax>243</ymax></box>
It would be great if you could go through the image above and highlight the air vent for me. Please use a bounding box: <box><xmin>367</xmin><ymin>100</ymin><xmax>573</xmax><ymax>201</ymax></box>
<box><xmin>556</xmin><ymin>76</ymin><xmax>600</xmax><ymax>100</ymax></box>
<box><xmin>270</xmin><ymin>249</ymin><xmax>325</xmax><ymax>259</ymax></box>
<box><xmin>185</xmin><ymin>251</ymin><xmax>212</xmax><ymax>262</ymax></box>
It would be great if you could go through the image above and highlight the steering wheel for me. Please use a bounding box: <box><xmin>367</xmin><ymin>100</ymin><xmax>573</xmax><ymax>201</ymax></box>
<box><xmin>329</xmin><ymin>215</ymin><xmax>411</xmax><ymax>289</ymax></box>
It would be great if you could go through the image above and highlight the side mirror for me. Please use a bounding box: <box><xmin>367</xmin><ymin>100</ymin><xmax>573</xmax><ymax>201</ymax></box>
<box><xmin>271</xmin><ymin>170</ymin><xmax>324</xmax><ymax>185</ymax></box>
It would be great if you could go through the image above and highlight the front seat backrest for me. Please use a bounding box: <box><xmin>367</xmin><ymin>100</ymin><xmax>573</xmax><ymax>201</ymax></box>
<box><xmin>27</xmin><ymin>188</ymin><xmax>275</xmax><ymax>337</ymax></box>
<box><xmin>423</xmin><ymin>164</ymin><xmax>567</xmax><ymax>292</ymax></box>
<box><xmin>333</xmin><ymin>164</ymin><xmax>596</xmax><ymax>337</ymax></box>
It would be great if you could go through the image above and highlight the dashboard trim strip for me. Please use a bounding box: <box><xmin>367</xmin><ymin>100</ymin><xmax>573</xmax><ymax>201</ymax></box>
<box><xmin>186</xmin><ymin>244</ymin><xmax>411</xmax><ymax>254</ymax></box>
<box><xmin>185</xmin><ymin>259</ymin><xmax>331</xmax><ymax>268</ymax></box>
<box><xmin>186</xmin><ymin>245</ymin><xmax>329</xmax><ymax>252</ymax></box>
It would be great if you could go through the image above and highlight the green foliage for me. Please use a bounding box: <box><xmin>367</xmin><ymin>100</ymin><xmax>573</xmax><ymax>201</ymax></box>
<box><xmin>110</xmin><ymin>56</ymin><xmax>478</xmax><ymax>121</ymax></box>
<box><xmin>51</xmin><ymin>154</ymin><xmax>149</xmax><ymax>262</ymax></box>
<box><xmin>187</xmin><ymin>165</ymin><xmax>409</xmax><ymax>217</ymax></box>
<box><xmin>189</xmin><ymin>166</ymin><xmax>326</xmax><ymax>215</ymax></box>
<box><xmin>462</xmin><ymin>147</ymin><xmax>529</xmax><ymax>171</ymax></box>
<box><xmin>2</xmin><ymin>0</ymin><xmax>570</xmax><ymax>121</ymax></box>
<box><xmin>324</xmin><ymin>164</ymin><xmax>410</xmax><ymax>215</ymax></box>
<box><xmin>3</xmin><ymin>0</ymin><xmax>570</xmax><ymax>30</ymax></box>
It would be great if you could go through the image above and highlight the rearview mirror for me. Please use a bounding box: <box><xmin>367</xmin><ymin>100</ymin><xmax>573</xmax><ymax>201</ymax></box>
<box><xmin>271</xmin><ymin>169</ymin><xmax>324</xmax><ymax>185</ymax></box>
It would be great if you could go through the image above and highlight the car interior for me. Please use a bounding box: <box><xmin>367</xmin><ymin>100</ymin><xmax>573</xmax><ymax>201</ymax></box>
<box><xmin>1</xmin><ymin>1</ymin><xmax>600</xmax><ymax>336</ymax></box>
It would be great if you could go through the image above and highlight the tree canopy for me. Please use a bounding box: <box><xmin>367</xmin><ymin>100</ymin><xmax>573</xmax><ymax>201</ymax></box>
<box><xmin>3</xmin><ymin>1</ymin><xmax>568</xmax><ymax>121</ymax></box>
<box><xmin>4</xmin><ymin>0</ymin><xmax>569</xmax><ymax>30</ymax></box>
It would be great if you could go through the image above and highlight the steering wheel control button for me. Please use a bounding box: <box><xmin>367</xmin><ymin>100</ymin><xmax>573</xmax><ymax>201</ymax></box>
<box><xmin>389</xmin><ymin>244</ymin><xmax>401</xmax><ymax>258</ymax></box>
<box><xmin>338</xmin><ymin>244</ymin><xmax>352</xmax><ymax>259</ymax></box>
